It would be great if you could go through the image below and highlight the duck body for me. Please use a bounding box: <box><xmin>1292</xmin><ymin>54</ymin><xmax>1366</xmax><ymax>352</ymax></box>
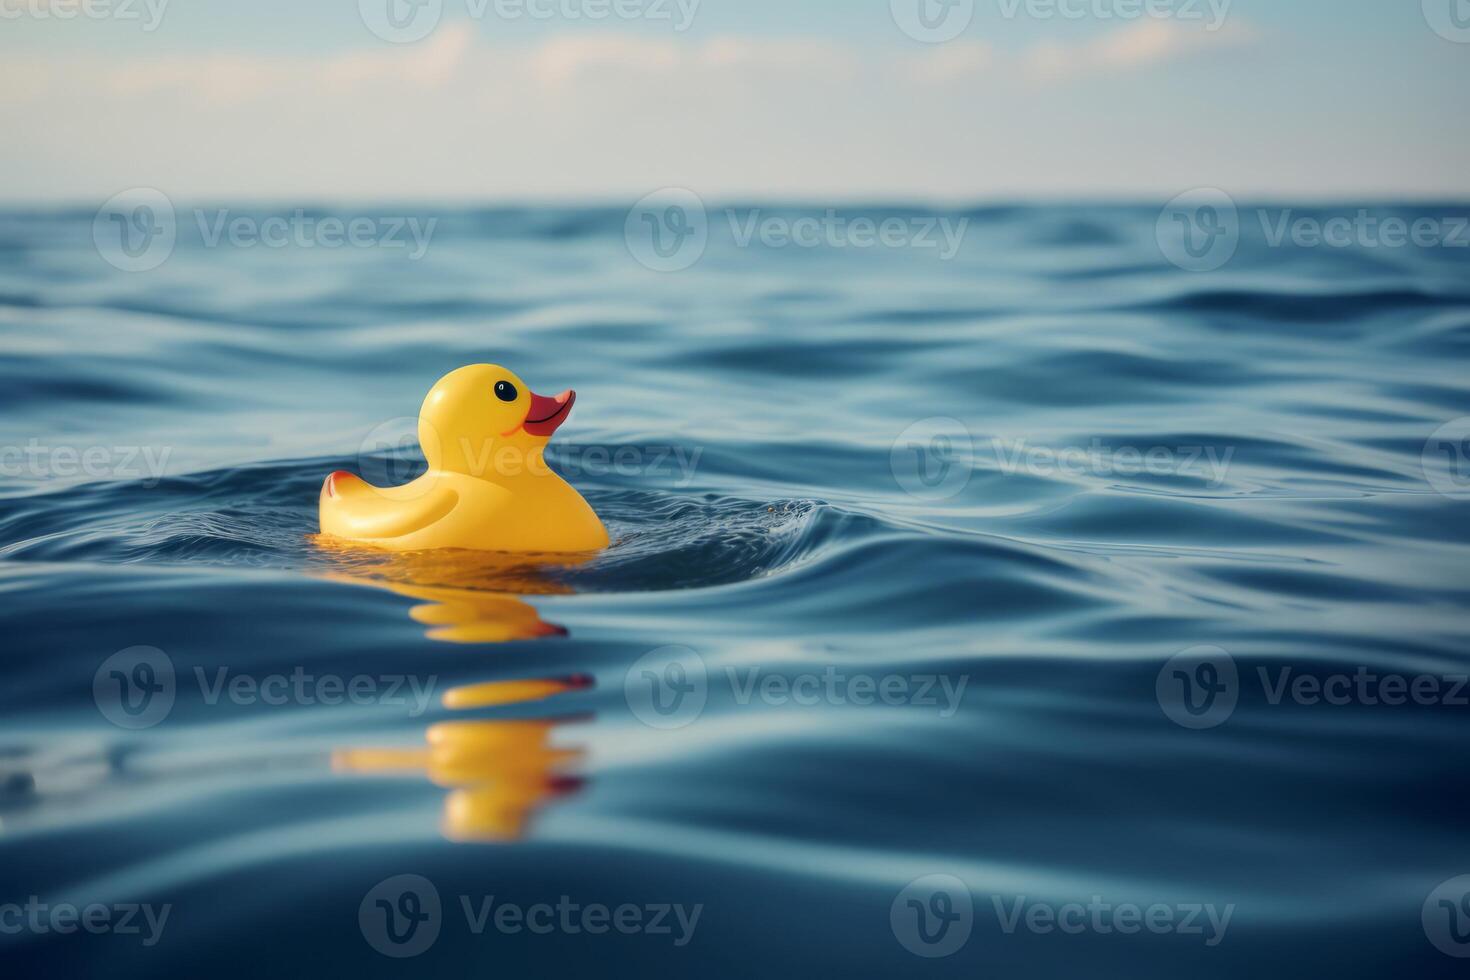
<box><xmin>319</xmin><ymin>365</ymin><xmax>609</xmax><ymax>553</ymax></box>
<box><xmin>320</xmin><ymin>467</ymin><xmax>607</xmax><ymax>553</ymax></box>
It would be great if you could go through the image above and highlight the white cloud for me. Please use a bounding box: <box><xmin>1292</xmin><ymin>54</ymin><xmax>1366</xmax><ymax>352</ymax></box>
<box><xmin>531</xmin><ymin>35</ymin><xmax>681</xmax><ymax>84</ymax></box>
<box><xmin>1023</xmin><ymin>19</ymin><xmax>1257</xmax><ymax>80</ymax></box>
<box><xmin>699</xmin><ymin>38</ymin><xmax>857</xmax><ymax>76</ymax></box>
<box><xmin>0</xmin><ymin>22</ymin><xmax>1258</xmax><ymax>101</ymax></box>
<box><xmin>899</xmin><ymin>20</ymin><xmax>1255</xmax><ymax>84</ymax></box>
<box><xmin>3</xmin><ymin>21</ymin><xmax>1459</xmax><ymax>202</ymax></box>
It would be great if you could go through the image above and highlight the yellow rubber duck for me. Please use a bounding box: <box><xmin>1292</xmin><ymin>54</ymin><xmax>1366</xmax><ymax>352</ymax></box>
<box><xmin>319</xmin><ymin>365</ymin><xmax>609</xmax><ymax>553</ymax></box>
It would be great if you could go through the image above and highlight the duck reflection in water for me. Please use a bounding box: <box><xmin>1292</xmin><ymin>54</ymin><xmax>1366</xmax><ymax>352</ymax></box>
<box><xmin>312</xmin><ymin>538</ymin><xmax>596</xmax><ymax>643</ymax></box>
<box><xmin>317</xmin><ymin>541</ymin><xmax>596</xmax><ymax>840</ymax></box>
<box><xmin>335</xmin><ymin>696</ymin><xmax>590</xmax><ymax>843</ymax></box>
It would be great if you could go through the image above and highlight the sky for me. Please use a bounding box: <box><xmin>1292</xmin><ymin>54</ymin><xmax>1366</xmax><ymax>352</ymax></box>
<box><xmin>2</xmin><ymin>0</ymin><xmax>1468</xmax><ymax>203</ymax></box>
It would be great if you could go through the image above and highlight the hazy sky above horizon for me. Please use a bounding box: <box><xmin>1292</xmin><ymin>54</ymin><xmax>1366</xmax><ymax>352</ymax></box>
<box><xmin>3</xmin><ymin>0</ymin><xmax>1468</xmax><ymax>203</ymax></box>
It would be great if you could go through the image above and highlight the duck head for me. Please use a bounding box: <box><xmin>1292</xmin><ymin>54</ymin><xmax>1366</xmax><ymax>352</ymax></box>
<box><xmin>419</xmin><ymin>364</ymin><xmax>575</xmax><ymax>477</ymax></box>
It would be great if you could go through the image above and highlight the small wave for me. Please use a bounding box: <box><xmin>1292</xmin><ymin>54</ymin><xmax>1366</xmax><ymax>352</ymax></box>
<box><xmin>1124</xmin><ymin>285</ymin><xmax>1469</xmax><ymax>324</ymax></box>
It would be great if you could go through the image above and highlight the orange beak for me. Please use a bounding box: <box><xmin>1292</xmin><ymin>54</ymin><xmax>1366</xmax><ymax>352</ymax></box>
<box><xmin>521</xmin><ymin>389</ymin><xmax>575</xmax><ymax>437</ymax></box>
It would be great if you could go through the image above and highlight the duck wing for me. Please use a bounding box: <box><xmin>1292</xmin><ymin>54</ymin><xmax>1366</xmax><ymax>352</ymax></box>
<box><xmin>320</xmin><ymin>471</ymin><xmax>459</xmax><ymax>541</ymax></box>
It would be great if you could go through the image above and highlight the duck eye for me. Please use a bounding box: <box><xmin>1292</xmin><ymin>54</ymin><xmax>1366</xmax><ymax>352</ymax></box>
<box><xmin>494</xmin><ymin>381</ymin><xmax>518</xmax><ymax>403</ymax></box>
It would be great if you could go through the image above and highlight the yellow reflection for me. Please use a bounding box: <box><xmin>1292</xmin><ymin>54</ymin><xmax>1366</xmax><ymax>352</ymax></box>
<box><xmin>394</xmin><ymin>582</ymin><xmax>568</xmax><ymax>644</ymax></box>
<box><xmin>443</xmin><ymin>675</ymin><xmax>593</xmax><ymax>709</ymax></box>
<box><xmin>319</xmin><ymin>543</ymin><xmax>595</xmax><ymax>841</ymax></box>
<box><xmin>334</xmin><ymin>677</ymin><xmax>591</xmax><ymax>843</ymax></box>
<box><xmin>312</xmin><ymin>536</ymin><xmax>597</xmax><ymax>644</ymax></box>
<box><xmin>311</xmin><ymin>535</ymin><xmax>593</xmax><ymax>595</ymax></box>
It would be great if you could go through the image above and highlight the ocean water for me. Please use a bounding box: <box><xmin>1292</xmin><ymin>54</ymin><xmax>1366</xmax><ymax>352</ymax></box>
<box><xmin>1</xmin><ymin>203</ymin><xmax>1468</xmax><ymax>977</ymax></box>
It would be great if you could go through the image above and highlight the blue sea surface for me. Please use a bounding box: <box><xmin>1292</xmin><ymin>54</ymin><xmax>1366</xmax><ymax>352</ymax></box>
<box><xmin>1</xmin><ymin>203</ymin><xmax>1468</xmax><ymax>977</ymax></box>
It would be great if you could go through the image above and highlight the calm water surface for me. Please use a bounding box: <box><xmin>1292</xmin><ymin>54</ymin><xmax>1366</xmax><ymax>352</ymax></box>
<box><xmin>1</xmin><ymin>204</ymin><xmax>1468</xmax><ymax>977</ymax></box>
